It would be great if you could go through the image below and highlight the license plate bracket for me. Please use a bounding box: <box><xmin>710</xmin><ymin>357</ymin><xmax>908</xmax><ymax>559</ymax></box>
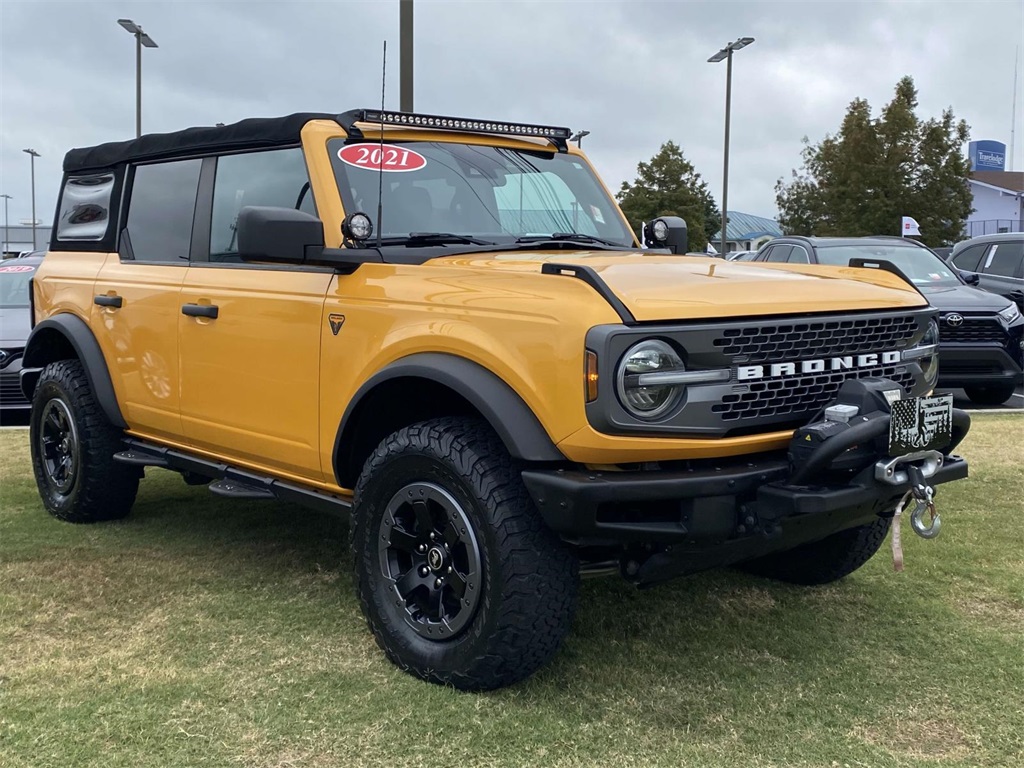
<box><xmin>888</xmin><ymin>394</ymin><xmax>954</xmax><ymax>456</ymax></box>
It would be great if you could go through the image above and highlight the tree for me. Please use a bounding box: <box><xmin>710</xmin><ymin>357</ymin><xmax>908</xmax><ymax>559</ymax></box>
<box><xmin>617</xmin><ymin>141</ymin><xmax>719</xmax><ymax>251</ymax></box>
<box><xmin>775</xmin><ymin>76</ymin><xmax>973</xmax><ymax>246</ymax></box>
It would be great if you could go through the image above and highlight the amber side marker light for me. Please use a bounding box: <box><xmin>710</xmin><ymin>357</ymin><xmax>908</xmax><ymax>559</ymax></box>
<box><xmin>585</xmin><ymin>350</ymin><xmax>599</xmax><ymax>402</ymax></box>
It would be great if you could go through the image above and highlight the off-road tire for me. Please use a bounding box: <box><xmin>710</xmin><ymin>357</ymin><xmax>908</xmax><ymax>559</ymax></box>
<box><xmin>29</xmin><ymin>359</ymin><xmax>139</xmax><ymax>523</ymax></box>
<box><xmin>964</xmin><ymin>384</ymin><xmax>1016</xmax><ymax>407</ymax></box>
<box><xmin>351</xmin><ymin>417</ymin><xmax>578</xmax><ymax>690</ymax></box>
<box><xmin>739</xmin><ymin>516</ymin><xmax>891</xmax><ymax>586</ymax></box>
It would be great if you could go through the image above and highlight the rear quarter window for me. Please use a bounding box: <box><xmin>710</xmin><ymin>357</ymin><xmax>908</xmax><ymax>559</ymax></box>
<box><xmin>55</xmin><ymin>172</ymin><xmax>117</xmax><ymax>243</ymax></box>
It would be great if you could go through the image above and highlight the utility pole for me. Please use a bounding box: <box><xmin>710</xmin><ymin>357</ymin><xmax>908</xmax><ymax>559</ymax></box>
<box><xmin>1</xmin><ymin>195</ymin><xmax>11</xmax><ymax>257</ymax></box>
<box><xmin>22</xmin><ymin>149</ymin><xmax>40</xmax><ymax>250</ymax></box>
<box><xmin>400</xmin><ymin>0</ymin><xmax>413</xmax><ymax>111</ymax></box>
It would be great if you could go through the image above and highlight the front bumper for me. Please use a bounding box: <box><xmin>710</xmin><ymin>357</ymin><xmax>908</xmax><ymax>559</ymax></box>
<box><xmin>522</xmin><ymin>453</ymin><xmax>967</xmax><ymax>545</ymax></box>
<box><xmin>0</xmin><ymin>356</ymin><xmax>30</xmax><ymax>410</ymax></box>
<box><xmin>522</xmin><ymin>406</ymin><xmax>970</xmax><ymax>584</ymax></box>
<box><xmin>938</xmin><ymin>345</ymin><xmax>1024</xmax><ymax>388</ymax></box>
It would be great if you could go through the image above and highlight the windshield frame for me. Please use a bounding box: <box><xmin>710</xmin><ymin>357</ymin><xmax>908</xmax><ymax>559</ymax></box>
<box><xmin>328</xmin><ymin>138</ymin><xmax>639</xmax><ymax>250</ymax></box>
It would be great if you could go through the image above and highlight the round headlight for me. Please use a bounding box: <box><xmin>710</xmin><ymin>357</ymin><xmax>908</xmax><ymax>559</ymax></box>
<box><xmin>616</xmin><ymin>339</ymin><xmax>685</xmax><ymax>419</ymax></box>
<box><xmin>652</xmin><ymin>219</ymin><xmax>670</xmax><ymax>243</ymax></box>
<box><xmin>342</xmin><ymin>212</ymin><xmax>374</xmax><ymax>241</ymax></box>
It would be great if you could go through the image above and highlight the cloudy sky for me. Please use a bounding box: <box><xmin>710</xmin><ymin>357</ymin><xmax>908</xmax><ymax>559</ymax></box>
<box><xmin>1</xmin><ymin>0</ymin><xmax>1022</xmax><ymax>230</ymax></box>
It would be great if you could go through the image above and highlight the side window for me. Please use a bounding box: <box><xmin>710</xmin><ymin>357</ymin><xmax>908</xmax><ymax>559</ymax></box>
<box><xmin>126</xmin><ymin>159</ymin><xmax>202</xmax><ymax>262</ymax></box>
<box><xmin>210</xmin><ymin>148</ymin><xmax>314</xmax><ymax>260</ymax></box>
<box><xmin>952</xmin><ymin>244</ymin><xmax>987</xmax><ymax>272</ymax></box>
<box><xmin>766</xmin><ymin>245</ymin><xmax>793</xmax><ymax>263</ymax></box>
<box><xmin>788</xmin><ymin>245</ymin><xmax>811</xmax><ymax>263</ymax></box>
<box><xmin>56</xmin><ymin>172</ymin><xmax>116</xmax><ymax>242</ymax></box>
<box><xmin>982</xmin><ymin>242</ymin><xmax>1024</xmax><ymax>278</ymax></box>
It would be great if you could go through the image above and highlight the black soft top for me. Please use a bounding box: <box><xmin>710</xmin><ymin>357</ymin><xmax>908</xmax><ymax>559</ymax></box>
<box><xmin>63</xmin><ymin>112</ymin><xmax>338</xmax><ymax>173</ymax></box>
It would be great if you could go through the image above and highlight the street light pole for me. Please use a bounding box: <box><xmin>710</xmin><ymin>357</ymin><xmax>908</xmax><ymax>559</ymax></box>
<box><xmin>400</xmin><ymin>0</ymin><xmax>414</xmax><ymax>111</ymax></box>
<box><xmin>22</xmin><ymin>149</ymin><xmax>40</xmax><ymax>250</ymax></box>
<box><xmin>708</xmin><ymin>37</ymin><xmax>754</xmax><ymax>256</ymax></box>
<box><xmin>1</xmin><ymin>195</ymin><xmax>11</xmax><ymax>257</ymax></box>
<box><xmin>117</xmin><ymin>19</ymin><xmax>158</xmax><ymax>138</ymax></box>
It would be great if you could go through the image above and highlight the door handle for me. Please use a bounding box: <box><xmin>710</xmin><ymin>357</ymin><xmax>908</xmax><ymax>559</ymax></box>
<box><xmin>94</xmin><ymin>294</ymin><xmax>123</xmax><ymax>308</ymax></box>
<box><xmin>181</xmin><ymin>303</ymin><xmax>219</xmax><ymax>319</ymax></box>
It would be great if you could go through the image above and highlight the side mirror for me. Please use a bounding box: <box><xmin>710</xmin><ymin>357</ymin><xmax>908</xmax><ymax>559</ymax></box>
<box><xmin>642</xmin><ymin>216</ymin><xmax>688</xmax><ymax>254</ymax></box>
<box><xmin>236</xmin><ymin>206</ymin><xmax>325</xmax><ymax>264</ymax></box>
<box><xmin>959</xmin><ymin>270</ymin><xmax>981</xmax><ymax>286</ymax></box>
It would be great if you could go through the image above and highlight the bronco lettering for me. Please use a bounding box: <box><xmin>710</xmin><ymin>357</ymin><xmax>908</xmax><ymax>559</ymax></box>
<box><xmin>737</xmin><ymin>350</ymin><xmax>901</xmax><ymax>381</ymax></box>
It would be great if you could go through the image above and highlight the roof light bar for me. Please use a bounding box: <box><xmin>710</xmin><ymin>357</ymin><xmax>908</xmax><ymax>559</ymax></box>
<box><xmin>336</xmin><ymin>109</ymin><xmax>572</xmax><ymax>152</ymax></box>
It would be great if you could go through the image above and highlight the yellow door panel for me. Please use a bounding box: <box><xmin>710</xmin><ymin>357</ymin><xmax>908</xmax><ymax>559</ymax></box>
<box><xmin>178</xmin><ymin>264</ymin><xmax>333</xmax><ymax>479</ymax></box>
<box><xmin>91</xmin><ymin>253</ymin><xmax>186</xmax><ymax>440</ymax></box>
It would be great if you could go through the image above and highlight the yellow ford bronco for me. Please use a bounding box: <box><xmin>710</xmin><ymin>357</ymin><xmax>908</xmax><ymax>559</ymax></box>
<box><xmin>23</xmin><ymin>110</ymin><xmax>970</xmax><ymax>690</ymax></box>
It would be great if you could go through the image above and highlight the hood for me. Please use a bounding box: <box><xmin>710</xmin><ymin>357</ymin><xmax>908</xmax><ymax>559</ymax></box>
<box><xmin>0</xmin><ymin>306</ymin><xmax>32</xmax><ymax>348</ymax></box>
<box><xmin>429</xmin><ymin>252</ymin><xmax>927</xmax><ymax>322</ymax></box>
<box><xmin>918</xmin><ymin>283</ymin><xmax>1014</xmax><ymax>312</ymax></box>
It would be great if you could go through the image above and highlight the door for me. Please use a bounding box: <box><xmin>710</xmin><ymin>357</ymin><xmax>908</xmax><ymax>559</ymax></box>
<box><xmin>177</xmin><ymin>148</ymin><xmax>332</xmax><ymax>480</ymax></box>
<box><xmin>91</xmin><ymin>159</ymin><xmax>201</xmax><ymax>441</ymax></box>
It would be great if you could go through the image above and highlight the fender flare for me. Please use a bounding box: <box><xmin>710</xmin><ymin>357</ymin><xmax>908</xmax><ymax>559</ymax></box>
<box><xmin>333</xmin><ymin>353</ymin><xmax>566</xmax><ymax>483</ymax></box>
<box><xmin>21</xmin><ymin>314</ymin><xmax>127</xmax><ymax>429</ymax></box>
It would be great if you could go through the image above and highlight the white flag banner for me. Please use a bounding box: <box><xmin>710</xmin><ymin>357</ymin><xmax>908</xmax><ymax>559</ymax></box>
<box><xmin>901</xmin><ymin>216</ymin><xmax>922</xmax><ymax>236</ymax></box>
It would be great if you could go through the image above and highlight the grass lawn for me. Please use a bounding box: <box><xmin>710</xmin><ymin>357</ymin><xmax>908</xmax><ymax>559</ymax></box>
<box><xmin>1</xmin><ymin>416</ymin><xmax>1022</xmax><ymax>768</ymax></box>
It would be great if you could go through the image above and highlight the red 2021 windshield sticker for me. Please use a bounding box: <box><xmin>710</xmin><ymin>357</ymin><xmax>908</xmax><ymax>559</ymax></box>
<box><xmin>338</xmin><ymin>144</ymin><xmax>427</xmax><ymax>172</ymax></box>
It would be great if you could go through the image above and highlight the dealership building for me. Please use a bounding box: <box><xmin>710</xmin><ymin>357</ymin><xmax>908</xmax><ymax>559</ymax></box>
<box><xmin>966</xmin><ymin>140</ymin><xmax>1023</xmax><ymax>238</ymax></box>
<box><xmin>1</xmin><ymin>222</ymin><xmax>49</xmax><ymax>258</ymax></box>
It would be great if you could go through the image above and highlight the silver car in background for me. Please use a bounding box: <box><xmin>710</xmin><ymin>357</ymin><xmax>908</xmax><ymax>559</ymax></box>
<box><xmin>0</xmin><ymin>254</ymin><xmax>43</xmax><ymax>411</ymax></box>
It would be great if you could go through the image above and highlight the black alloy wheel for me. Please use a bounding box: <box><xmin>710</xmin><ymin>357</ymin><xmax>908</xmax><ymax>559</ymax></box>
<box><xmin>37</xmin><ymin>397</ymin><xmax>80</xmax><ymax>499</ymax></box>
<box><xmin>378</xmin><ymin>481</ymin><xmax>483</xmax><ymax>640</ymax></box>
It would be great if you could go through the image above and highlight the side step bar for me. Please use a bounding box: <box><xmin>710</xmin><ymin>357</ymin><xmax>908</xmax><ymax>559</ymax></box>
<box><xmin>113</xmin><ymin>438</ymin><xmax>352</xmax><ymax>517</ymax></box>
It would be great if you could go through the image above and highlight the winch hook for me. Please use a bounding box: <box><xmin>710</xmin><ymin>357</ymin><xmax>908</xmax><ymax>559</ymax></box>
<box><xmin>909</xmin><ymin>497</ymin><xmax>941</xmax><ymax>539</ymax></box>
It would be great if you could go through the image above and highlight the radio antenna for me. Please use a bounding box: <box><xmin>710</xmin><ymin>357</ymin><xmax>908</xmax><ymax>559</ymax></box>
<box><xmin>376</xmin><ymin>40</ymin><xmax>386</xmax><ymax>248</ymax></box>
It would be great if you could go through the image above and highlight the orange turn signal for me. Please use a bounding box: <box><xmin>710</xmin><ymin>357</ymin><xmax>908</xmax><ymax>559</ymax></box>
<box><xmin>585</xmin><ymin>350</ymin><xmax>599</xmax><ymax>402</ymax></box>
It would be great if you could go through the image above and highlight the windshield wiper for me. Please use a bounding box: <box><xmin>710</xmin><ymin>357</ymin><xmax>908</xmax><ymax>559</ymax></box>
<box><xmin>515</xmin><ymin>233</ymin><xmax>625</xmax><ymax>247</ymax></box>
<box><xmin>376</xmin><ymin>232</ymin><xmax>496</xmax><ymax>247</ymax></box>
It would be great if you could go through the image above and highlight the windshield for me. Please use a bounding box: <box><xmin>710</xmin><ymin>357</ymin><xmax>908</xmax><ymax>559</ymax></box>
<box><xmin>0</xmin><ymin>264</ymin><xmax>37</xmax><ymax>308</ymax></box>
<box><xmin>815</xmin><ymin>244</ymin><xmax>961</xmax><ymax>287</ymax></box>
<box><xmin>328</xmin><ymin>140</ymin><xmax>636</xmax><ymax>246</ymax></box>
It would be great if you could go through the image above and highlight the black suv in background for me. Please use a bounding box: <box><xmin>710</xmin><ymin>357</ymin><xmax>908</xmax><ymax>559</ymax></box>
<box><xmin>948</xmin><ymin>233</ymin><xmax>1024</xmax><ymax>313</ymax></box>
<box><xmin>750</xmin><ymin>236</ymin><xmax>1024</xmax><ymax>406</ymax></box>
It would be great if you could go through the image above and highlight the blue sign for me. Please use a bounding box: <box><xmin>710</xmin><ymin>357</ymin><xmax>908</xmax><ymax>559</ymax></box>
<box><xmin>969</xmin><ymin>140</ymin><xmax>1006</xmax><ymax>171</ymax></box>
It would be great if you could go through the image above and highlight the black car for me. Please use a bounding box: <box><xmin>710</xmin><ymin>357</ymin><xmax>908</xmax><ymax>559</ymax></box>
<box><xmin>948</xmin><ymin>233</ymin><xmax>1024</xmax><ymax>313</ymax></box>
<box><xmin>750</xmin><ymin>236</ymin><xmax>1024</xmax><ymax>406</ymax></box>
<box><xmin>0</xmin><ymin>254</ymin><xmax>43</xmax><ymax>411</ymax></box>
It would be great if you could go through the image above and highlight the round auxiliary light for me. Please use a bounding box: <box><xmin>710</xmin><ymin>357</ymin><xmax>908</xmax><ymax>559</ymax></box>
<box><xmin>342</xmin><ymin>212</ymin><xmax>373</xmax><ymax>242</ymax></box>
<box><xmin>616</xmin><ymin>339</ymin><xmax>686</xmax><ymax>419</ymax></box>
<box><xmin>652</xmin><ymin>219</ymin><xmax>670</xmax><ymax>242</ymax></box>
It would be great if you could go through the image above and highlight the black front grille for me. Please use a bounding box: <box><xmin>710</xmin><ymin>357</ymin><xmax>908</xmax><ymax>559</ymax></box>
<box><xmin>0</xmin><ymin>372</ymin><xmax>28</xmax><ymax>407</ymax></box>
<box><xmin>713</xmin><ymin>315</ymin><xmax>919</xmax><ymax>364</ymax></box>
<box><xmin>940</xmin><ymin>317</ymin><xmax>1007</xmax><ymax>344</ymax></box>
<box><xmin>713</xmin><ymin>364</ymin><xmax>916</xmax><ymax>422</ymax></box>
